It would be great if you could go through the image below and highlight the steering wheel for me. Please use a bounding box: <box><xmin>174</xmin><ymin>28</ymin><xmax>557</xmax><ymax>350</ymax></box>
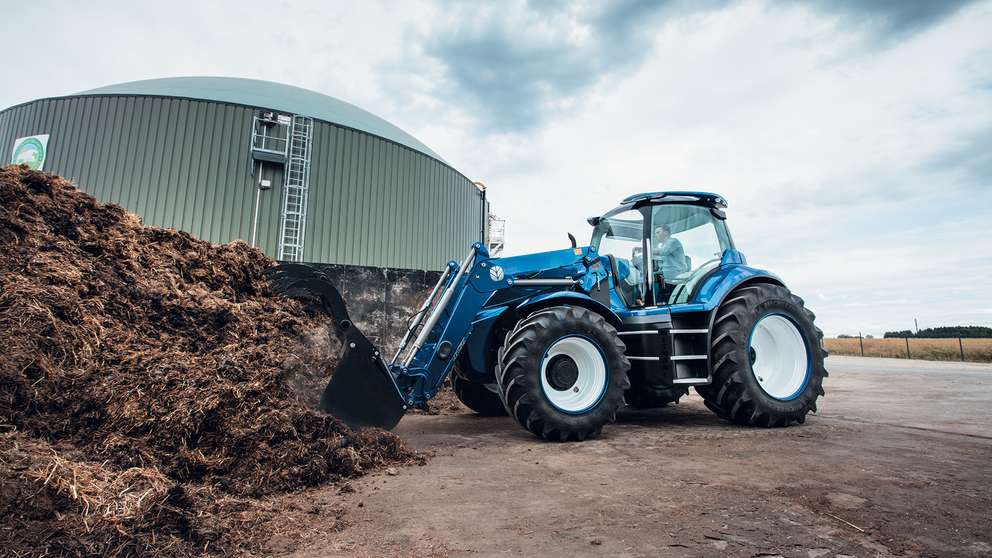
<box><xmin>665</xmin><ymin>257</ymin><xmax>722</xmax><ymax>304</ymax></box>
<box><xmin>694</xmin><ymin>257</ymin><xmax>722</xmax><ymax>272</ymax></box>
<box><xmin>652</xmin><ymin>256</ymin><xmax>720</xmax><ymax>279</ymax></box>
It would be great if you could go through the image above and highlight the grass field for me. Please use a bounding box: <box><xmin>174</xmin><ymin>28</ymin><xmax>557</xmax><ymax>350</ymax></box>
<box><xmin>825</xmin><ymin>337</ymin><xmax>992</xmax><ymax>363</ymax></box>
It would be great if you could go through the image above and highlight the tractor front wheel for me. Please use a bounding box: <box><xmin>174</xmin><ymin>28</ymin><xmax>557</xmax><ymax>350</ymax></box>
<box><xmin>696</xmin><ymin>283</ymin><xmax>827</xmax><ymax>426</ymax></box>
<box><xmin>496</xmin><ymin>306</ymin><xmax>630</xmax><ymax>442</ymax></box>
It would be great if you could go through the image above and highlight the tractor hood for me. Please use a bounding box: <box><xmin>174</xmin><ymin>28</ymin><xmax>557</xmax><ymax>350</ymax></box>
<box><xmin>484</xmin><ymin>246</ymin><xmax>591</xmax><ymax>283</ymax></box>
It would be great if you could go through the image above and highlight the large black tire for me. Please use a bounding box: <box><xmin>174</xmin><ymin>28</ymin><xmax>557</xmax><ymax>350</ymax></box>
<box><xmin>696</xmin><ymin>283</ymin><xmax>827</xmax><ymax>426</ymax></box>
<box><xmin>625</xmin><ymin>385</ymin><xmax>689</xmax><ymax>409</ymax></box>
<box><xmin>496</xmin><ymin>306</ymin><xmax>630</xmax><ymax>442</ymax></box>
<box><xmin>450</xmin><ymin>372</ymin><xmax>507</xmax><ymax>416</ymax></box>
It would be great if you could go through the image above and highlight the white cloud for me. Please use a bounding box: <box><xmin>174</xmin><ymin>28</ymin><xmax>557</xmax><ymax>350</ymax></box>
<box><xmin>2</xmin><ymin>0</ymin><xmax>990</xmax><ymax>337</ymax></box>
<box><xmin>428</xmin><ymin>1</ymin><xmax>992</xmax><ymax>336</ymax></box>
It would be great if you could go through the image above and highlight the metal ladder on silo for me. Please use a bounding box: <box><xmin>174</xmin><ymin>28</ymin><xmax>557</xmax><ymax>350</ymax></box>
<box><xmin>278</xmin><ymin>116</ymin><xmax>314</xmax><ymax>261</ymax></box>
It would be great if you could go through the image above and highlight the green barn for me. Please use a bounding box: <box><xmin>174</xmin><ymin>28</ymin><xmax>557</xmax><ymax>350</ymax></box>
<box><xmin>0</xmin><ymin>77</ymin><xmax>486</xmax><ymax>270</ymax></box>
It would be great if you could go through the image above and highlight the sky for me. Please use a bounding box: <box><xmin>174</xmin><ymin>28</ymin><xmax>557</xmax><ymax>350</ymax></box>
<box><xmin>1</xmin><ymin>0</ymin><xmax>990</xmax><ymax>336</ymax></box>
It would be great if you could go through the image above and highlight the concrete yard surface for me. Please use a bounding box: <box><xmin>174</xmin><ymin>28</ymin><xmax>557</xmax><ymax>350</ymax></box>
<box><xmin>285</xmin><ymin>356</ymin><xmax>992</xmax><ymax>557</ymax></box>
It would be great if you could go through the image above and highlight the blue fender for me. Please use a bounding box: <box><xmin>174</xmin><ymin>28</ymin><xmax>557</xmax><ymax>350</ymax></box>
<box><xmin>458</xmin><ymin>306</ymin><xmax>506</xmax><ymax>381</ymax></box>
<box><xmin>458</xmin><ymin>291</ymin><xmax>622</xmax><ymax>382</ymax></box>
<box><xmin>516</xmin><ymin>290</ymin><xmax>623</xmax><ymax>328</ymax></box>
<box><xmin>688</xmin><ymin>265</ymin><xmax>785</xmax><ymax>312</ymax></box>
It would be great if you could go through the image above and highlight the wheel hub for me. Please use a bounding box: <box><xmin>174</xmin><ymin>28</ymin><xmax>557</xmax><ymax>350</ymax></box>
<box><xmin>540</xmin><ymin>336</ymin><xmax>609</xmax><ymax>413</ymax></box>
<box><xmin>546</xmin><ymin>355</ymin><xmax>579</xmax><ymax>391</ymax></box>
<box><xmin>748</xmin><ymin>314</ymin><xmax>811</xmax><ymax>401</ymax></box>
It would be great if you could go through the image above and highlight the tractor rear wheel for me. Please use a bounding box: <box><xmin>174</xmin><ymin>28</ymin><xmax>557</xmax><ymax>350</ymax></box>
<box><xmin>450</xmin><ymin>372</ymin><xmax>507</xmax><ymax>416</ymax></box>
<box><xmin>625</xmin><ymin>385</ymin><xmax>689</xmax><ymax>409</ymax></box>
<box><xmin>696</xmin><ymin>283</ymin><xmax>827</xmax><ymax>426</ymax></box>
<box><xmin>496</xmin><ymin>306</ymin><xmax>630</xmax><ymax>442</ymax></box>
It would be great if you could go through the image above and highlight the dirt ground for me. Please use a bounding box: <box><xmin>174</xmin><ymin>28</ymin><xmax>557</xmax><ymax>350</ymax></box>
<box><xmin>275</xmin><ymin>356</ymin><xmax>992</xmax><ymax>557</ymax></box>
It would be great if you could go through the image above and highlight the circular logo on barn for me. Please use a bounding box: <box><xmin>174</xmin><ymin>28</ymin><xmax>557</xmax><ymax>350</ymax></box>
<box><xmin>12</xmin><ymin>138</ymin><xmax>46</xmax><ymax>170</ymax></box>
<box><xmin>489</xmin><ymin>265</ymin><xmax>505</xmax><ymax>282</ymax></box>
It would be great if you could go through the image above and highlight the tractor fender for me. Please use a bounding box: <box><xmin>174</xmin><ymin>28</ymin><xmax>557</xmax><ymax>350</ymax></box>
<box><xmin>516</xmin><ymin>291</ymin><xmax>623</xmax><ymax>328</ymax></box>
<box><xmin>459</xmin><ymin>291</ymin><xmax>622</xmax><ymax>383</ymax></box>
<box><xmin>458</xmin><ymin>306</ymin><xmax>506</xmax><ymax>382</ymax></box>
<box><xmin>691</xmin><ymin>265</ymin><xmax>786</xmax><ymax>312</ymax></box>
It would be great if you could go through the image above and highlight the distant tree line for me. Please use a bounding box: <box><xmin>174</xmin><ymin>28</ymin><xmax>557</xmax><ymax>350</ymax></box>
<box><xmin>882</xmin><ymin>326</ymin><xmax>992</xmax><ymax>339</ymax></box>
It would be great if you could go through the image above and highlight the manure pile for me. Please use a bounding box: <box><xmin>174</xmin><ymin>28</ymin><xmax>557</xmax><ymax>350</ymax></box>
<box><xmin>0</xmin><ymin>166</ymin><xmax>419</xmax><ymax>556</ymax></box>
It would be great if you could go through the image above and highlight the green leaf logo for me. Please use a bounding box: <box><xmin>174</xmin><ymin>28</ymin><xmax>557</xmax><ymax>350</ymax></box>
<box><xmin>12</xmin><ymin>137</ymin><xmax>46</xmax><ymax>170</ymax></box>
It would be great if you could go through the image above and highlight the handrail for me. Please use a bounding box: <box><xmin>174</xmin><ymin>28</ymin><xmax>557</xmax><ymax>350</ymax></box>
<box><xmin>403</xmin><ymin>246</ymin><xmax>476</xmax><ymax>367</ymax></box>
<box><xmin>390</xmin><ymin>261</ymin><xmax>455</xmax><ymax>365</ymax></box>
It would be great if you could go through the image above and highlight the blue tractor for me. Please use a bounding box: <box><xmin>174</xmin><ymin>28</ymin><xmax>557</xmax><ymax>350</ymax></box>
<box><xmin>270</xmin><ymin>192</ymin><xmax>827</xmax><ymax>441</ymax></box>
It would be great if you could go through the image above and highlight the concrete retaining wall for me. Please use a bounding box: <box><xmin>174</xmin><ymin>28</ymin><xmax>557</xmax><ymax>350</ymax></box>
<box><xmin>310</xmin><ymin>263</ymin><xmax>441</xmax><ymax>358</ymax></box>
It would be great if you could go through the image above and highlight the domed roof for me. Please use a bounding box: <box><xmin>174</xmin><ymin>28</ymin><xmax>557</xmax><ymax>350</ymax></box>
<box><xmin>76</xmin><ymin>76</ymin><xmax>442</xmax><ymax>161</ymax></box>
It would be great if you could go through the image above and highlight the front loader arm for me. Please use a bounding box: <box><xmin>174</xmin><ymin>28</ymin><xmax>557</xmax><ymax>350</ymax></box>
<box><xmin>269</xmin><ymin>242</ymin><xmax>606</xmax><ymax>430</ymax></box>
<box><xmin>392</xmin><ymin>243</ymin><xmax>614</xmax><ymax>405</ymax></box>
<box><xmin>389</xmin><ymin>244</ymin><xmax>491</xmax><ymax>402</ymax></box>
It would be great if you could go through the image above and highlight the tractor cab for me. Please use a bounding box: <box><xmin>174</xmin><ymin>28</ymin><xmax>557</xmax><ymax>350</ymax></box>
<box><xmin>589</xmin><ymin>192</ymin><xmax>735</xmax><ymax>310</ymax></box>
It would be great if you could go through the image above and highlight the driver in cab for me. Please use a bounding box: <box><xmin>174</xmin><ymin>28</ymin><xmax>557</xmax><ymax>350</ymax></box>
<box><xmin>653</xmin><ymin>224</ymin><xmax>687</xmax><ymax>281</ymax></box>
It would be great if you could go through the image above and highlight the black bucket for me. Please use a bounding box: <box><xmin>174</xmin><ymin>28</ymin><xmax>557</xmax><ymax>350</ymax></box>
<box><xmin>268</xmin><ymin>264</ymin><xmax>408</xmax><ymax>430</ymax></box>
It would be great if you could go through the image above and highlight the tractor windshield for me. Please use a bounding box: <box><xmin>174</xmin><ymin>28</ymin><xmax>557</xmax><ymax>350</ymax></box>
<box><xmin>649</xmin><ymin>204</ymin><xmax>733</xmax><ymax>304</ymax></box>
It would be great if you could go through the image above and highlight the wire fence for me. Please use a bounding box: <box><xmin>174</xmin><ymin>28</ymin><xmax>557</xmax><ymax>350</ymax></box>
<box><xmin>824</xmin><ymin>336</ymin><xmax>992</xmax><ymax>363</ymax></box>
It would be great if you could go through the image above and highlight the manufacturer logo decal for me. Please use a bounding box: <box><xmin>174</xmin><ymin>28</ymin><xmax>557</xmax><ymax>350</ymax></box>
<box><xmin>10</xmin><ymin>135</ymin><xmax>50</xmax><ymax>170</ymax></box>
<box><xmin>489</xmin><ymin>265</ymin><xmax>505</xmax><ymax>282</ymax></box>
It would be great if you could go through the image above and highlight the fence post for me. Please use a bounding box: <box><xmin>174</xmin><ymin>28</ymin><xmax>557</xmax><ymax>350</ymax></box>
<box><xmin>959</xmin><ymin>338</ymin><xmax>965</xmax><ymax>362</ymax></box>
<box><xmin>905</xmin><ymin>337</ymin><xmax>911</xmax><ymax>360</ymax></box>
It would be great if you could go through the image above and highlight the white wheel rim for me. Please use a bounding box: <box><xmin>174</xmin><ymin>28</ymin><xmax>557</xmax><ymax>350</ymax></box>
<box><xmin>540</xmin><ymin>336</ymin><xmax>608</xmax><ymax>413</ymax></box>
<box><xmin>749</xmin><ymin>314</ymin><xmax>810</xmax><ymax>400</ymax></box>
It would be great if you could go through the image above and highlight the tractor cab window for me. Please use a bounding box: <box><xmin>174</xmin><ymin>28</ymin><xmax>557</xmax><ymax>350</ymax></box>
<box><xmin>590</xmin><ymin>209</ymin><xmax>646</xmax><ymax>307</ymax></box>
<box><xmin>649</xmin><ymin>204</ymin><xmax>733</xmax><ymax>305</ymax></box>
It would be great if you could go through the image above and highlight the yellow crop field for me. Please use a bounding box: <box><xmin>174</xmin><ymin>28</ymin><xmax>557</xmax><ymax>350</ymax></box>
<box><xmin>824</xmin><ymin>337</ymin><xmax>992</xmax><ymax>363</ymax></box>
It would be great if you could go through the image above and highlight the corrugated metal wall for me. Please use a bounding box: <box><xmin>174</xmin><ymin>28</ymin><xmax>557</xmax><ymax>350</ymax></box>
<box><xmin>0</xmin><ymin>95</ymin><xmax>483</xmax><ymax>270</ymax></box>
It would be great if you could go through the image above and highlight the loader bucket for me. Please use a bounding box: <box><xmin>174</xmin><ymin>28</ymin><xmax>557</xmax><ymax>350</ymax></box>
<box><xmin>267</xmin><ymin>264</ymin><xmax>407</xmax><ymax>430</ymax></box>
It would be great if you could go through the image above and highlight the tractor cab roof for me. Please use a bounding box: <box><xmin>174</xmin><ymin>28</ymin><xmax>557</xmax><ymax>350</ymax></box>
<box><xmin>588</xmin><ymin>191</ymin><xmax>728</xmax><ymax>226</ymax></box>
<box><xmin>620</xmin><ymin>191</ymin><xmax>727</xmax><ymax>208</ymax></box>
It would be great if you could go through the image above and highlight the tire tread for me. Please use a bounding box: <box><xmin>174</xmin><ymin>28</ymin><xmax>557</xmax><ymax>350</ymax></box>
<box><xmin>496</xmin><ymin>305</ymin><xmax>630</xmax><ymax>441</ymax></box>
<box><xmin>696</xmin><ymin>283</ymin><xmax>826</xmax><ymax>427</ymax></box>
